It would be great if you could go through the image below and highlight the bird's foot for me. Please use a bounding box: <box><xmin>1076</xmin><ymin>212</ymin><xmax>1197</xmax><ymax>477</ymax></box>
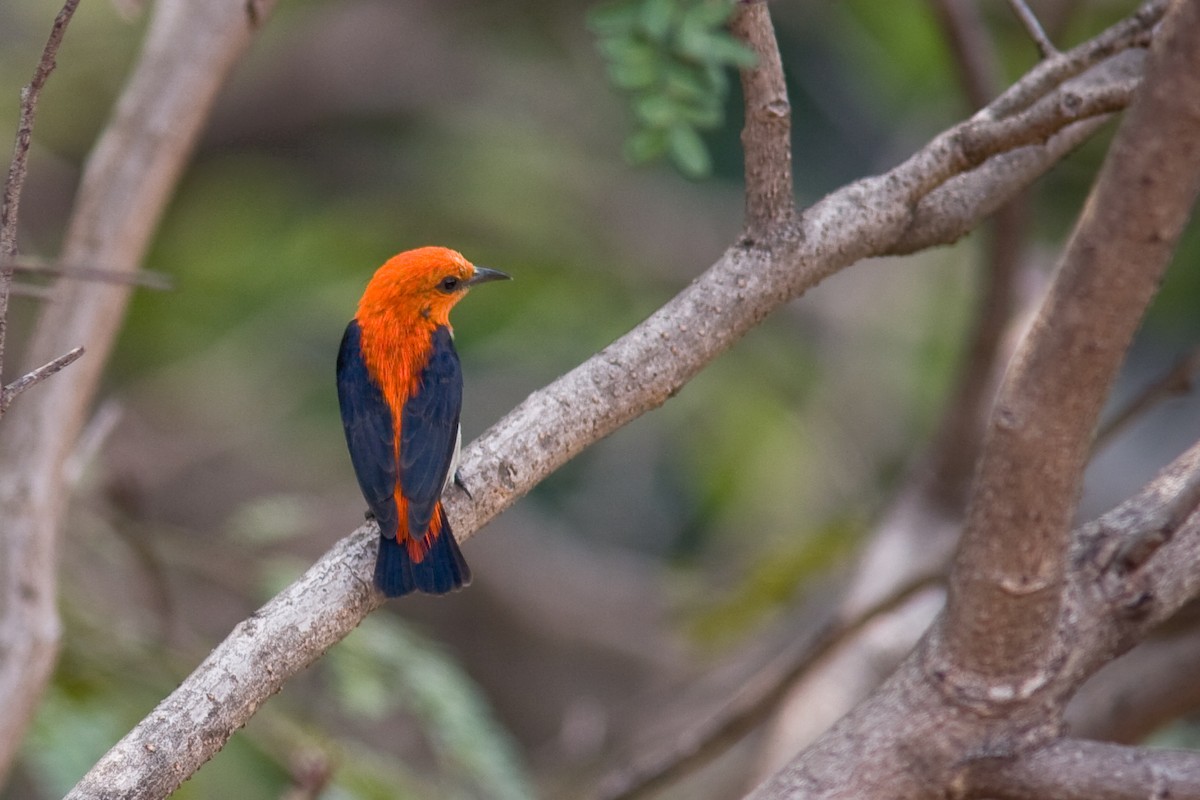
<box><xmin>454</xmin><ymin>468</ymin><xmax>473</xmax><ymax>500</ymax></box>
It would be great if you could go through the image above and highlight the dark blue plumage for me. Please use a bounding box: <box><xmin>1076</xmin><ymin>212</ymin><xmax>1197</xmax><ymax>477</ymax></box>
<box><xmin>400</xmin><ymin>326</ymin><xmax>463</xmax><ymax>537</ymax></box>
<box><xmin>337</xmin><ymin>321</ymin><xmax>399</xmax><ymax>538</ymax></box>
<box><xmin>336</xmin><ymin>321</ymin><xmax>470</xmax><ymax>596</ymax></box>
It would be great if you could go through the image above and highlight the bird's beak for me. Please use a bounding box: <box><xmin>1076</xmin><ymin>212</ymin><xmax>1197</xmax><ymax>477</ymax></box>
<box><xmin>467</xmin><ymin>266</ymin><xmax>511</xmax><ymax>287</ymax></box>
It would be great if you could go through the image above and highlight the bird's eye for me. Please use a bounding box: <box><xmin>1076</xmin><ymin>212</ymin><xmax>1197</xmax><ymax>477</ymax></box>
<box><xmin>438</xmin><ymin>275</ymin><xmax>460</xmax><ymax>293</ymax></box>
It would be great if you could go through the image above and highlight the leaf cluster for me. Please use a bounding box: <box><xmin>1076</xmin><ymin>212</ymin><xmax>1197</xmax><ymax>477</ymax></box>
<box><xmin>588</xmin><ymin>0</ymin><xmax>756</xmax><ymax>177</ymax></box>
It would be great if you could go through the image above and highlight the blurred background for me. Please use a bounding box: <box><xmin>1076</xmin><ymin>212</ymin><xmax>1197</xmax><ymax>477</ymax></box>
<box><xmin>2</xmin><ymin>0</ymin><xmax>1200</xmax><ymax>797</ymax></box>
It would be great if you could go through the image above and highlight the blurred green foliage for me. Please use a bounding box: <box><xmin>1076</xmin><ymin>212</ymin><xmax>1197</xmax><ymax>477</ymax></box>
<box><xmin>588</xmin><ymin>0</ymin><xmax>755</xmax><ymax>177</ymax></box>
<box><xmin>327</xmin><ymin>616</ymin><xmax>534</xmax><ymax>800</ymax></box>
<box><xmin>687</xmin><ymin>514</ymin><xmax>864</xmax><ymax>647</ymax></box>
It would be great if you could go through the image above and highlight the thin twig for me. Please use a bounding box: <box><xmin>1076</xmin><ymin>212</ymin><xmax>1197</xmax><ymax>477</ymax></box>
<box><xmin>0</xmin><ymin>346</ymin><xmax>84</xmax><ymax>412</ymax></box>
<box><xmin>5</xmin><ymin>255</ymin><xmax>174</xmax><ymax>291</ymax></box>
<box><xmin>9</xmin><ymin>283</ymin><xmax>55</xmax><ymax>300</ymax></box>
<box><xmin>981</xmin><ymin>0</ymin><xmax>1164</xmax><ymax>120</ymax></box>
<box><xmin>0</xmin><ymin>0</ymin><xmax>82</xmax><ymax>388</ymax></box>
<box><xmin>1006</xmin><ymin>0</ymin><xmax>1060</xmax><ymax>58</ymax></box>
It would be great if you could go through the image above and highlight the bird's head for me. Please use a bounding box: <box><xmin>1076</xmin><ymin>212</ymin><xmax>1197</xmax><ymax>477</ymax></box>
<box><xmin>358</xmin><ymin>246</ymin><xmax>510</xmax><ymax>327</ymax></box>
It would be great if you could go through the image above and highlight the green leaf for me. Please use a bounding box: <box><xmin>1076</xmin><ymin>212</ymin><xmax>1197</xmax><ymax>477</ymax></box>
<box><xmin>599</xmin><ymin>36</ymin><xmax>664</xmax><ymax>89</ymax></box>
<box><xmin>590</xmin><ymin>0</ymin><xmax>744</xmax><ymax>178</ymax></box>
<box><xmin>609</xmin><ymin>60</ymin><xmax>661</xmax><ymax>90</ymax></box>
<box><xmin>634</xmin><ymin>92</ymin><xmax>680</xmax><ymax>127</ymax></box>
<box><xmin>595</xmin><ymin>32</ymin><xmax>651</xmax><ymax>62</ymax></box>
<box><xmin>676</xmin><ymin>20</ymin><xmax>756</xmax><ymax>67</ymax></box>
<box><xmin>678</xmin><ymin>97</ymin><xmax>722</xmax><ymax>128</ymax></box>
<box><xmin>703</xmin><ymin>34</ymin><xmax>758</xmax><ymax>68</ymax></box>
<box><xmin>667</xmin><ymin>123</ymin><xmax>711</xmax><ymax>177</ymax></box>
<box><xmin>624</xmin><ymin>127</ymin><xmax>670</xmax><ymax>163</ymax></box>
<box><xmin>587</xmin><ymin>0</ymin><xmax>640</xmax><ymax>35</ymax></box>
<box><xmin>638</xmin><ymin>0</ymin><xmax>678</xmax><ymax>41</ymax></box>
<box><xmin>704</xmin><ymin>59</ymin><xmax>729</xmax><ymax>97</ymax></box>
<box><xmin>684</xmin><ymin>0</ymin><xmax>738</xmax><ymax>29</ymax></box>
<box><xmin>664</xmin><ymin>62</ymin><xmax>711</xmax><ymax>102</ymax></box>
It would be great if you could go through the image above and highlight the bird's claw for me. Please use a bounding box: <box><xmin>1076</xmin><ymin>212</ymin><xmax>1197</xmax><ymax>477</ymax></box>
<box><xmin>454</xmin><ymin>468</ymin><xmax>473</xmax><ymax>500</ymax></box>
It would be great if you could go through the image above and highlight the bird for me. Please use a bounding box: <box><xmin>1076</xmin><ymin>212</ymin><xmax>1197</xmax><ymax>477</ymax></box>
<box><xmin>336</xmin><ymin>246</ymin><xmax>510</xmax><ymax>597</ymax></box>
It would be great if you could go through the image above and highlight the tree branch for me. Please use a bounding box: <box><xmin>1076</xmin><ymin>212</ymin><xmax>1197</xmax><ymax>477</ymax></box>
<box><xmin>0</xmin><ymin>346</ymin><xmax>84</xmax><ymax>413</ymax></box>
<box><xmin>747</xmin><ymin>2</ymin><xmax>1200</xmax><ymax>797</ymax></box>
<box><xmin>1058</xmin><ymin>437</ymin><xmax>1200</xmax><ymax>693</ymax></box>
<box><xmin>66</xmin><ymin>528</ymin><xmax>381</xmax><ymax>800</ymax></box>
<box><xmin>0</xmin><ymin>0</ymin><xmax>278</xmax><ymax>784</ymax></box>
<box><xmin>937</xmin><ymin>0</ymin><xmax>1200</xmax><ymax>689</ymax></box>
<box><xmin>730</xmin><ymin>2</ymin><xmax>1026</xmax><ymax>783</ymax></box>
<box><xmin>983</xmin><ymin>0</ymin><xmax>1163</xmax><ymax>120</ymax></box>
<box><xmin>1005</xmin><ymin>0</ymin><xmax>1060</xmax><ymax>59</ymax></box>
<box><xmin>731</xmin><ymin>0</ymin><xmax>795</xmax><ymax>242</ymax></box>
<box><xmin>742</xmin><ymin>438</ymin><xmax>1200</xmax><ymax>799</ymax></box>
<box><xmin>961</xmin><ymin>738</ymin><xmax>1200</xmax><ymax>800</ymax></box>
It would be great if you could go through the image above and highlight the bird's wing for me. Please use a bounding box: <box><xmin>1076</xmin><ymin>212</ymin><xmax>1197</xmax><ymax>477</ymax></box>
<box><xmin>399</xmin><ymin>325</ymin><xmax>463</xmax><ymax>539</ymax></box>
<box><xmin>336</xmin><ymin>320</ymin><xmax>400</xmax><ymax>537</ymax></box>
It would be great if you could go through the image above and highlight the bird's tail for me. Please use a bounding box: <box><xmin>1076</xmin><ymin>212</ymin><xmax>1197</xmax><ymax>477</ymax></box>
<box><xmin>374</xmin><ymin>505</ymin><xmax>471</xmax><ymax>597</ymax></box>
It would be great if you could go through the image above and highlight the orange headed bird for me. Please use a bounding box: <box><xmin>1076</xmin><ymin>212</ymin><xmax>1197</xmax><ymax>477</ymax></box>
<box><xmin>337</xmin><ymin>246</ymin><xmax>509</xmax><ymax>596</ymax></box>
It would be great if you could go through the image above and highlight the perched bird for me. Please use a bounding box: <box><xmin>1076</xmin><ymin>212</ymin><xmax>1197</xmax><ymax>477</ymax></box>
<box><xmin>337</xmin><ymin>246</ymin><xmax>509</xmax><ymax>597</ymax></box>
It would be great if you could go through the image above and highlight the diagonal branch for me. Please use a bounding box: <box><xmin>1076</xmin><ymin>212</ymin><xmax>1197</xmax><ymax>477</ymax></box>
<box><xmin>0</xmin><ymin>346</ymin><xmax>84</xmax><ymax>413</ymax></box>
<box><xmin>66</xmin><ymin>529</ymin><xmax>381</xmax><ymax>800</ymax></box>
<box><xmin>1061</xmin><ymin>435</ymin><xmax>1200</xmax><ymax>688</ymax></box>
<box><xmin>890</xmin><ymin>25</ymin><xmax>1151</xmax><ymax>255</ymax></box>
